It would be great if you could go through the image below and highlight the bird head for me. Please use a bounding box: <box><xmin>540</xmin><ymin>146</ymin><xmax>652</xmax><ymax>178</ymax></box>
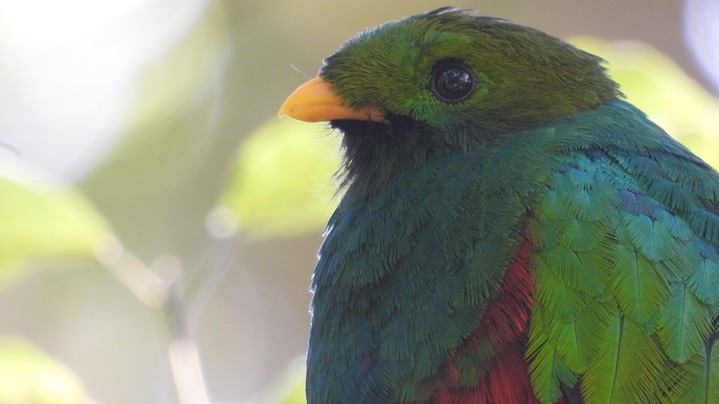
<box><xmin>279</xmin><ymin>7</ymin><xmax>621</xmax><ymax>188</ymax></box>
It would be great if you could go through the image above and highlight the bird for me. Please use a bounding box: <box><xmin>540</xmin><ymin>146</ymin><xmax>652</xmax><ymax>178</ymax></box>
<box><xmin>278</xmin><ymin>7</ymin><xmax>719</xmax><ymax>404</ymax></box>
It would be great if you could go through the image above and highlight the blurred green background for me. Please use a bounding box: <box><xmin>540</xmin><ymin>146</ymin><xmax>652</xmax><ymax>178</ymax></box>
<box><xmin>0</xmin><ymin>0</ymin><xmax>718</xmax><ymax>403</ymax></box>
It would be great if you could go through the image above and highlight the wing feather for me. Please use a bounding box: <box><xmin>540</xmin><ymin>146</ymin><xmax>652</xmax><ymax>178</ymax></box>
<box><xmin>529</xmin><ymin>147</ymin><xmax>719</xmax><ymax>403</ymax></box>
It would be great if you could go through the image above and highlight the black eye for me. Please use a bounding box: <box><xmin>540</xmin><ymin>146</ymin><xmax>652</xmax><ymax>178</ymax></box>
<box><xmin>430</xmin><ymin>61</ymin><xmax>476</xmax><ymax>103</ymax></box>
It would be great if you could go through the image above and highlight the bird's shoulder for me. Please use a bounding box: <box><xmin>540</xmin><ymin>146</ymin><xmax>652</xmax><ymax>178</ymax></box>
<box><xmin>527</xmin><ymin>129</ymin><xmax>719</xmax><ymax>403</ymax></box>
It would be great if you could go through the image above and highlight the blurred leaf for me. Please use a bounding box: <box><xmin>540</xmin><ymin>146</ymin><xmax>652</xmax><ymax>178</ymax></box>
<box><xmin>220</xmin><ymin>119</ymin><xmax>340</xmax><ymax>239</ymax></box>
<box><xmin>279</xmin><ymin>380</ymin><xmax>306</xmax><ymax>404</ymax></box>
<box><xmin>0</xmin><ymin>336</ymin><xmax>90</xmax><ymax>404</ymax></box>
<box><xmin>571</xmin><ymin>37</ymin><xmax>719</xmax><ymax>168</ymax></box>
<box><xmin>0</xmin><ymin>160</ymin><xmax>110</xmax><ymax>289</ymax></box>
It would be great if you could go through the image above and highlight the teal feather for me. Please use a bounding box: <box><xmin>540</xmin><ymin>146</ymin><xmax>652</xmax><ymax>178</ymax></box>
<box><xmin>527</xmin><ymin>102</ymin><xmax>719</xmax><ymax>402</ymax></box>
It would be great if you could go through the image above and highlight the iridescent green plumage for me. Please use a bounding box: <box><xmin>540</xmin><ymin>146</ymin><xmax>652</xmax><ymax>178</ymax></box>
<box><xmin>526</xmin><ymin>104</ymin><xmax>719</xmax><ymax>403</ymax></box>
<box><xmin>281</xmin><ymin>7</ymin><xmax>719</xmax><ymax>403</ymax></box>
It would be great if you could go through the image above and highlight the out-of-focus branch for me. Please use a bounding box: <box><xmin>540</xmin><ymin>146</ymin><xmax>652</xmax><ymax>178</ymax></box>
<box><xmin>95</xmin><ymin>235</ymin><xmax>210</xmax><ymax>404</ymax></box>
<box><xmin>94</xmin><ymin>235</ymin><xmax>167</xmax><ymax>307</ymax></box>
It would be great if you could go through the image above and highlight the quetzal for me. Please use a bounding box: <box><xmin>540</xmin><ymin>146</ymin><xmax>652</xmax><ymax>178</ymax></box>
<box><xmin>279</xmin><ymin>7</ymin><xmax>719</xmax><ymax>403</ymax></box>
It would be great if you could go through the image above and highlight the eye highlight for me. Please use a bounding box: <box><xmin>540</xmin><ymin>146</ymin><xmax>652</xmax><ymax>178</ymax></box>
<box><xmin>430</xmin><ymin>60</ymin><xmax>476</xmax><ymax>103</ymax></box>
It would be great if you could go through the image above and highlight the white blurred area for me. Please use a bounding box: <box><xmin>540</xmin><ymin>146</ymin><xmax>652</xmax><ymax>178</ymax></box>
<box><xmin>0</xmin><ymin>0</ymin><xmax>211</xmax><ymax>181</ymax></box>
<box><xmin>684</xmin><ymin>0</ymin><xmax>719</xmax><ymax>93</ymax></box>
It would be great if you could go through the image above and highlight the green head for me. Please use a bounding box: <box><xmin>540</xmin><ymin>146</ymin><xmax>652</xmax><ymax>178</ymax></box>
<box><xmin>321</xmin><ymin>7</ymin><xmax>621</xmax><ymax>136</ymax></box>
<box><xmin>280</xmin><ymin>7</ymin><xmax>623</xmax><ymax>191</ymax></box>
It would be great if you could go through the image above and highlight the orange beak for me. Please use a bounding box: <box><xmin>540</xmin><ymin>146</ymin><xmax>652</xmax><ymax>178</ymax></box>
<box><xmin>278</xmin><ymin>77</ymin><xmax>386</xmax><ymax>123</ymax></box>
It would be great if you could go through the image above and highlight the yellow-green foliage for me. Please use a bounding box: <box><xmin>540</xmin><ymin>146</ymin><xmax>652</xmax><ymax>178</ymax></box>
<box><xmin>0</xmin><ymin>336</ymin><xmax>90</xmax><ymax>404</ymax></box>
<box><xmin>221</xmin><ymin>119</ymin><xmax>340</xmax><ymax>238</ymax></box>
<box><xmin>0</xmin><ymin>161</ymin><xmax>109</xmax><ymax>289</ymax></box>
